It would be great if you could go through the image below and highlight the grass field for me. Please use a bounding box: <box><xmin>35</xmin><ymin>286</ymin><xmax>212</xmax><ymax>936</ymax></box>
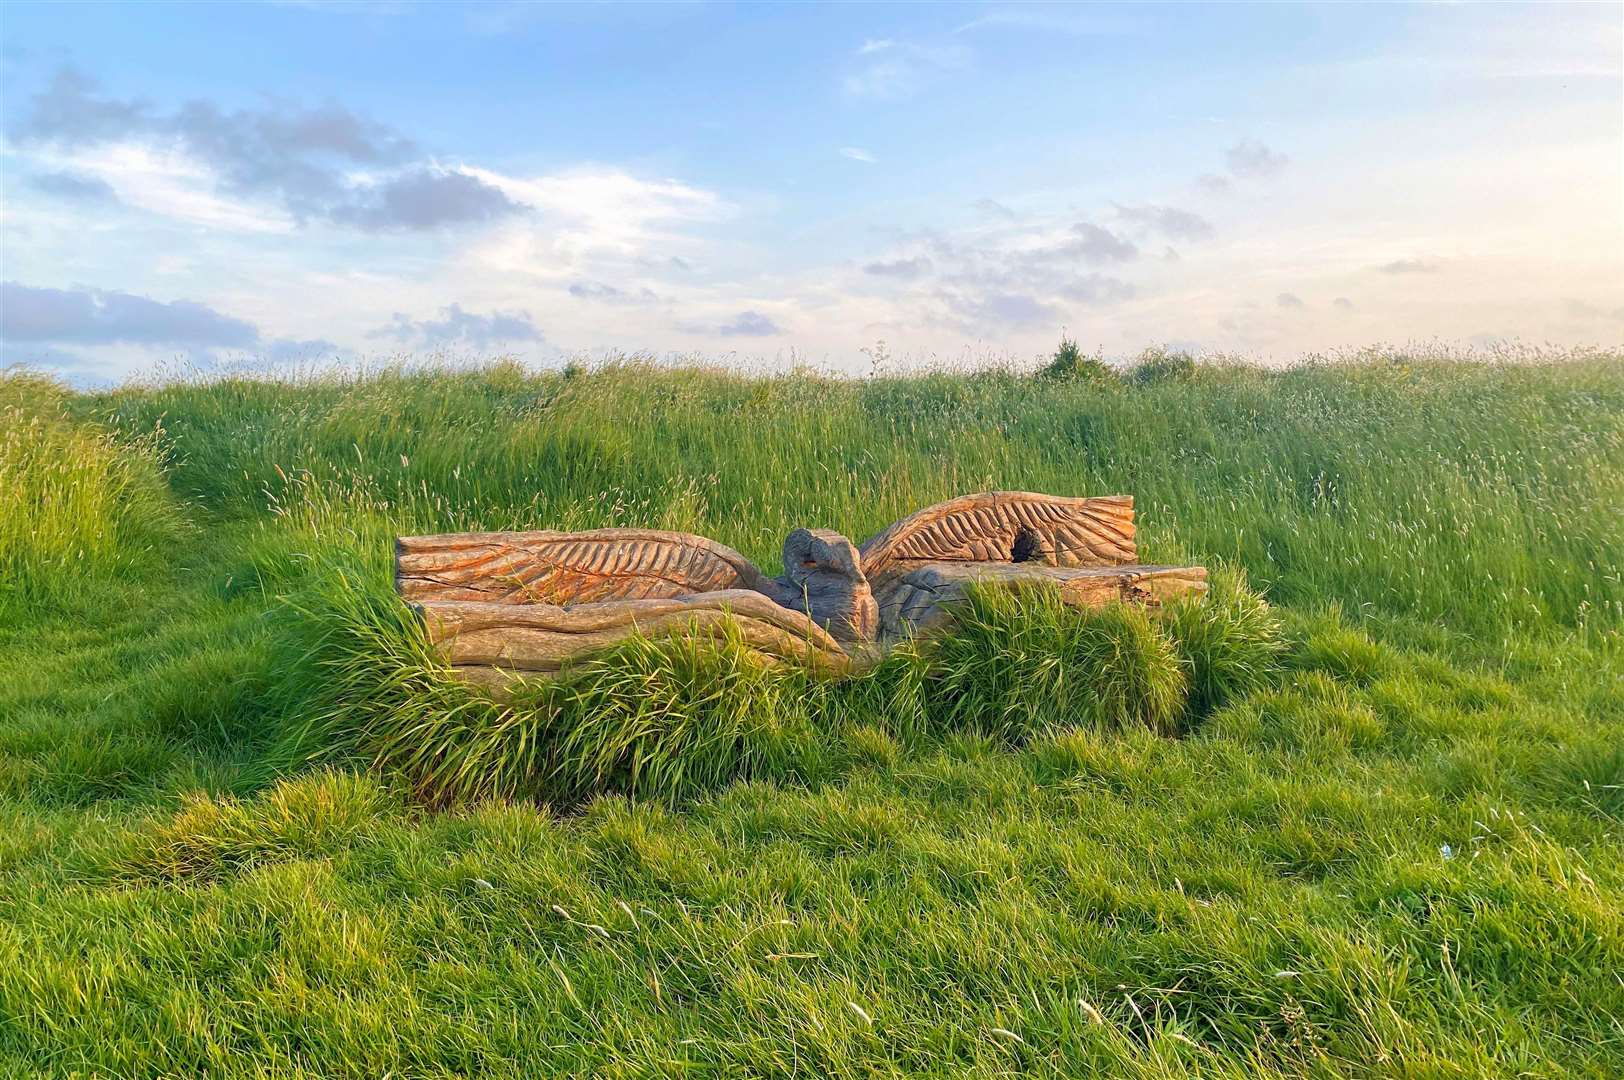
<box><xmin>1</xmin><ymin>350</ymin><xmax>1621</xmax><ymax>1077</ymax></box>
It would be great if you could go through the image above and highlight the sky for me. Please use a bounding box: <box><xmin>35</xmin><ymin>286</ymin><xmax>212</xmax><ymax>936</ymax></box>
<box><xmin>1</xmin><ymin>1</ymin><xmax>1620</xmax><ymax>384</ymax></box>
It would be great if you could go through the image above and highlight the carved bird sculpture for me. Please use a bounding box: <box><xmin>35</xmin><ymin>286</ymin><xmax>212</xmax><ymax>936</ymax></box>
<box><xmin>395</xmin><ymin>491</ymin><xmax>1207</xmax><ymax>686</ymax></box>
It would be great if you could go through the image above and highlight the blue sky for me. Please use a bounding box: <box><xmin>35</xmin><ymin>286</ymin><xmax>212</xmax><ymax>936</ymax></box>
<box><xmin>1</xmin><ymin>1</ymin><xmax>1619</xmax><ymax>383</ymax></box>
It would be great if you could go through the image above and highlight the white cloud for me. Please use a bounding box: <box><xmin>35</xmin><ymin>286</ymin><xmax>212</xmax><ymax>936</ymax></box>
<box><xmin>28</xmin><ymin>141</ymin><xmax>294</xmax><ymax>233</ymax></box>
<box><xmin>839</xmin><ymin>147</ymin><xmax>876</xmax><ymax>164</ymax></box>
<box><xmin>461</xmin><ymin>165</ymin><xmax>726</xmax><ymax>262</ymax></box>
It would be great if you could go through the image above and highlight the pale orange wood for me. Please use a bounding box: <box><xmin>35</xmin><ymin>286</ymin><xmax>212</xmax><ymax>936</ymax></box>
<box><xmin>858</xmin><ymin>491</ymin><xmax>1137</xmax><ymax>587</ymax></box>
<box><xmin>414</xmin><ymin>590</ymin><xmax>853</xmax><ymax>677</ymax></box>
<box><xmin>396</xmin><ymin>528</ymin><xmax>770</xmax><ymax>605</ymax></box>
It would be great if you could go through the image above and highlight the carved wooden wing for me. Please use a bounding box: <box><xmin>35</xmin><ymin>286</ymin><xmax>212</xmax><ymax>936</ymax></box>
<box><xmin>858</xmin><ymin>491</ymin><xmax>1137</xmax><ymax>584</ymax></box>
<box><xmin>396</xmin><ymin>528</ymin><xmax>770</xmax><ymax>605</ymax></box>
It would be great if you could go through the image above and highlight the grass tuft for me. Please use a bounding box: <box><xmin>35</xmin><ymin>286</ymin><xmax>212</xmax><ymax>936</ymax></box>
<box><xmin>922</xmin><ymin>582</ymin><xmax>1190</xmax><ymax>740</ymax></box>
<box><xmin>115</xmin><ymin>770</ymin><xmax>397</xmax><ymax>883</ymax></box>
<box><xmin>1161</xmin><ymin>563</ymin><xmax>1288</xmax><ymax>721</ymax></box>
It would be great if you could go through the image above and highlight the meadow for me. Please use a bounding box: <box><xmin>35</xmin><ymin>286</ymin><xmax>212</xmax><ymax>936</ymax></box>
<box><xmin>1</xmin><ymin>347</ymin><xmax>1620</xmax><ymax>1077</ymax></box>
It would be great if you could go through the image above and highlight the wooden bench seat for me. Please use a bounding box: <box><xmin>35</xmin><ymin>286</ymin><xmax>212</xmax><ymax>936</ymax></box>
<box><xmin>395</xmin><ymin>492</ymin><xmax>1206</xmax><ymax>686</ymax></box>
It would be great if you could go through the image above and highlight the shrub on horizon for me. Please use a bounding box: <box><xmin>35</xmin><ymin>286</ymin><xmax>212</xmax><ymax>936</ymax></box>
<box><xmin>1130</xmin><ymin>345</ymin><xmax>1199</xmax><ymax>385</ymax></box>
<box><xmin>1038</xmin><ymin>336</ymin><xmax>1118</xmax><ymax>385</ymax></box>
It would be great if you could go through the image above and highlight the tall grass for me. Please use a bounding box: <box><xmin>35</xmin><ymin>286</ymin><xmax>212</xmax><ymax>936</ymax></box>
<box><xmin>94</xmin><ymin>352</ymin><xmax>1624</xmax><ymax>635</ymax></box>
<box><xmin>1</xmin><ymin>372</ymin><xmax>183</xmax><ymax>614</ymax></box>
<box><xmin>2</xmin><ymin>354</ymin><xmax>1621</xmax><ymax>1077</ymax></box>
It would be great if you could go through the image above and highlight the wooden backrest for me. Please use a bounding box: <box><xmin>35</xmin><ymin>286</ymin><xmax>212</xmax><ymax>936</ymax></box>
<box><xmin>858</xmin><ymin>491</ymin><xmax>1136</xmax><ymax>586</ymax></box>
<box><xmin>395</xmin><ymin>528</ymin><xmax>768</xmax><ymax>606</ymax></box>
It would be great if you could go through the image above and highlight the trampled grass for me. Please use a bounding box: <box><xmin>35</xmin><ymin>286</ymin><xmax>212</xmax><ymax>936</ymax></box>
<box><xmin>0</xmin><ymin>349</ymin><xmax>1620</xmax><ymax>1077</ymax></box>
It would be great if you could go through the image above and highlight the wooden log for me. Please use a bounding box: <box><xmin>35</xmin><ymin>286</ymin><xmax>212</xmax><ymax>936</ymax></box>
<box><xmin>416</xmin><ymin>589</ymin><xmax>853</xmax><ymax>677</ymax></box>
<box><xmin>874</xmin><ymin>561</ymin><xmax>1208</xmax><ymax>639</ymax></box>
<box><xmin>396</xmin><ymin>528</ymin><xmax>770</xmax><ymax>605</ymax></box>
<box><xmin>859</xmin><ymin>491</ymin><xmax>1138</xmax><ymax>588</ymax></box>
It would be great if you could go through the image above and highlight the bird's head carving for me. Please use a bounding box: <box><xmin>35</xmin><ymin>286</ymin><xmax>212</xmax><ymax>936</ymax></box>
<box><xmin>765</xmin><ymin>528</ymin><xmax>878</xmax><ymax>642</ymax></box>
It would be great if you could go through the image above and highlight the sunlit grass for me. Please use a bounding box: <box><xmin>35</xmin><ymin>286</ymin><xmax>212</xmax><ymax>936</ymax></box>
<box><xmin>1</xmin><ymin>350</ymin><xmax>1620</xmax><ymax>1077</ymax></box>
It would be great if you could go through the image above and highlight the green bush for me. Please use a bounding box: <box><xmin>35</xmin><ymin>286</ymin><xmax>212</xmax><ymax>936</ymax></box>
<box><xmin>271</xmin><ymin>559</ymin><xmax>836</xmax><ymax>806</ymax></box>
<box><xmin>271</xmin><ymin>561</ymin><xmax>1292</xmax><ymax>805</ymax></box>
<box><xmin>1038</xmin><ymin>336</ymin><xmax>1117</xmax><ymax>384</ymax></box>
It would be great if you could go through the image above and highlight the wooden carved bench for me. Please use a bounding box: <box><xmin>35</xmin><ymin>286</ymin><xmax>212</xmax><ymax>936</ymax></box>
<box><xmin>396</xmin><ymin>492</ymin><xmax>1207</xmax><ymax>689</ymax></box>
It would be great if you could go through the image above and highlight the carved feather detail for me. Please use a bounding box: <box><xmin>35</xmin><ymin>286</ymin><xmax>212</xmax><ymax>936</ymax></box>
<box><xmin>858</xmin><ymin>491</ymin><xmax>1136</xmax><ymax>582</ymax></box>
<box><xmin>396</xmin><ymin>528</ymin><xmax>769</xmax><ymax>605</ymax></box>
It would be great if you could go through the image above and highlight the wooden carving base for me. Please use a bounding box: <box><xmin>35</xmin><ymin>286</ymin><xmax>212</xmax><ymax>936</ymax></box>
<box><xmin>420</xmin><ymin>589</ymin><xmax>857</xmax><ymax>680</ymax></box>
<box><xmin>874</xmin><ymin>562</ymin><xmax>1209</xmax><ymax>639</ymax></box>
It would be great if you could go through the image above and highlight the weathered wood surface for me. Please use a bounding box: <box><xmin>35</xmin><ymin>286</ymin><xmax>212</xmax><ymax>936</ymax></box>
<box><xmin>417</xmin><ymin>589</ymin><xmax>855</xmax><ymax>676</ymax></box>
<box><xmin>858</xmin><ymin>491</ymin><xmax>1138</xmax><ymax>587</ymax></box>
<box><xmin>756</xmin><ymin>528</ymin><xmax>879</xmax><ymax>642</ymax></box>
<box><xmin>874</xmin><ymin>561</ymin><xmax>1208</xmax><ymax>639</ymax></box>
<box><xmin>396</xmin><ymin>529</ymin><xmax>769</xmax><ymax>605</ymax></box>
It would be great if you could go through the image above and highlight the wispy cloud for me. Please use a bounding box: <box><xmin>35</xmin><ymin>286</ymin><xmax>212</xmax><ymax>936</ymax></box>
<box><xmin>1050</xmin><ymin>222</ymin><xmax>1139</xmax><ymax>264</ymax></box>
<box><xmin>1113</xmin><ymin>202</ymin><xmax>1214</xmax><ymax>241</ymax></box>
<box><xmin>717</xmin><ymin>310</ymin><xmax>780</xmax><ymax>337</ymax></box>
<box><xmin>9</xmin><ymin>66</ymin><xmax>520</xmax><ymax>231</ymax></box>
<box><xmin>0</xmin><ymin>281</ymin><xmax>259</xmax><ymax>347</ymax></box>
<box><xmin>369</xmin><ymin>304</ymin><xmax>544</xmax><ymax>347</ymax></box>
<box><xmin>0</xmin><ymin>280</ymin><xmax>335</xmax><ymax>368</ymax></box>
<box><xmin>568</xmin><ymin>280</ymin><xmax>659</xmax><ymax>305</ymax></box>
<box><xmin>460</xmin><ymin>165</ymin><xmax>725</xmax><ymax>265</ymax></box>
<box><xmin>843</xmin><ymin>41</ymin><xmax>970</xmax><ymax>100</ymax></box>
<box><xmin>332</xmin><ymin>167</ymin><xmax>524</xmax><ymax>231</ymax></box>
<box><xmin>863</xmin><ymin>257</ymin><xmax>931</xmax><ymax>280</ymax></box>
<box><xmin>839</xmin><ymin>146</ymin><xmax>876</xmax><ymax>163</ymax></box>
<box><xmin>1226</xmin><ymin>138</ymin><xmax>1289</xmax><ymax>179</ymax></box>
<box><xmin>1375</xmin><ymin>257</ymin><xmax>1438</xmax><ymax>274</ymax></box>
<box><xmin>955</xmin><ymin>6</ymin><xmax>1137</xmax><ymax>37</ymax></box>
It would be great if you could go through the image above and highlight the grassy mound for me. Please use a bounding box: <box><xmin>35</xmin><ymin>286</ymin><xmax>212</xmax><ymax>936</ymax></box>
<box><xmin>271</xmin><ymin>561</ymin><xmax>839</xmax><ymax>806</ymax></box>
<box><xmin>271</xmin><ymin>555</ymin><xmax>1285</xmax><ymax>807</ymax></box>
